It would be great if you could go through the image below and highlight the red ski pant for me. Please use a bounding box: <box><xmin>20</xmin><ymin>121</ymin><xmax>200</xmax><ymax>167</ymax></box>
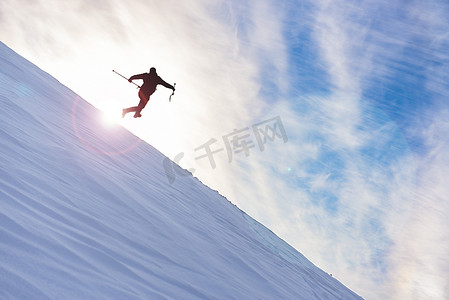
<box><xmin>124</xmin><ymin>90</ymin><xmax>150</xmax><ymax>115</ymax></box>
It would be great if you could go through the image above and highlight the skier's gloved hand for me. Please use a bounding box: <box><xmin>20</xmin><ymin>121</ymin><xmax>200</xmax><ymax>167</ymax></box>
<box><xmin>128</xmin><ymin>78</ymin><xmax>132</xmax><ymax>83</ymax></box>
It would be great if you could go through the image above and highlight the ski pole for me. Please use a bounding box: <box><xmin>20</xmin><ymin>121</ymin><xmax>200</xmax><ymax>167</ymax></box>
<box><xmin>112</xmin><ymin>70</ymin><xmax>140</xmax><ymax>88</ymax></box>
<box><xmin>169</xmin><ymin>83</ymin><xmax>176</xmax><ymax>102</ymax></box>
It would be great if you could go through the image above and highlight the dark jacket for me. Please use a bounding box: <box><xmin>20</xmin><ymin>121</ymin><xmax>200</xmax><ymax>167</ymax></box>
<box><xmin>129</xmin><ymin>73</ymin><xmax>174</xmax><ymax>97</ymax></box>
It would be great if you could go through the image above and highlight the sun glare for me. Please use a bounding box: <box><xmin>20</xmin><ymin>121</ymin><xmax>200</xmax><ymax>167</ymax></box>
<box><xmin>100</xmin><ymin>108</ymin><xmax>122</xmax><ymax>126</ymax></box>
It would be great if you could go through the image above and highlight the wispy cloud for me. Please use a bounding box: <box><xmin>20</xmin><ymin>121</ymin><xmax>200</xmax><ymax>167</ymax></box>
<box><xmin>387</xmin><ymin>105</ymin><xmax>449</xmax><ymax>299</ymax></box>
<box><xmin>242</xmin><ymin>1</ymin><xmax>449</xmax><ymax>299</ymax></box>
<box><xmin>212</xmin><ymin>0</ymin><xmax>449</xmax><ymax>299</ymax></box>
<box><xmin>0</xmin><ymin>0</ymin><xmax>265</xmax><ymax>152</ymax></box>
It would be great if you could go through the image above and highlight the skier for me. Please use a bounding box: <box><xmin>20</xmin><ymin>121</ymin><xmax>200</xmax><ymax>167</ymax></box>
<box><xmin>122</xmin><ymin>67</ymin><xmax>175</xmax><ymax>118</ymax></box>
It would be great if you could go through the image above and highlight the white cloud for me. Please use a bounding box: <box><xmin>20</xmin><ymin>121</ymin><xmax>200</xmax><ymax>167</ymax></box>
<box><xmin>387</xmin><ymin>106</ymin><xmax>449</xmax><ymax>299</ymax></box>
<box><xmin>219</xmin><ymin>1</ymin><xmax>449</xmax><ymax>299</ymax></box>
<box><xmin>0</xmin><ymin>0</ymin><xmax>267</xmax><ymax>153</ymax></box>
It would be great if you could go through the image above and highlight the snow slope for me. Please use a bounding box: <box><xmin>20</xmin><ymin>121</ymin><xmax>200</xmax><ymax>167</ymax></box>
<box><xmin>0</xmin><ymin>41</ymin><xmax>362</xmax><ymax>300</ymax></box>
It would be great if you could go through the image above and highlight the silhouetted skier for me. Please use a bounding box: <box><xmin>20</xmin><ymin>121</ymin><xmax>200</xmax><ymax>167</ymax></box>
<box><xmin>122</xmin><ymin>67</ymin><xmax>175</xmax><ymax>118</ymax></box>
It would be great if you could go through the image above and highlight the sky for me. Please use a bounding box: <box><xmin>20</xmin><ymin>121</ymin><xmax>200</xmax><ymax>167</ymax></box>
<box><xmin>1</xmin><ymin>0</ymin><xmax>448</xmax><ymax>299</ymax></box>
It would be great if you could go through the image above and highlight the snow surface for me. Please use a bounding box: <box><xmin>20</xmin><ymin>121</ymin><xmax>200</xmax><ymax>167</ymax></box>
<box><xmin>0</xmin><ymin>41</ymin><xmax>362</xmax><ymax>300</ymax></box>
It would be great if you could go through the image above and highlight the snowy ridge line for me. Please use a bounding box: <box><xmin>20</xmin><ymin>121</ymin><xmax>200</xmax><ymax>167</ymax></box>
<box><xmin>0</xmin><ymin>41</ymin><xmax>362</xmax><ymax>299</ymax></box>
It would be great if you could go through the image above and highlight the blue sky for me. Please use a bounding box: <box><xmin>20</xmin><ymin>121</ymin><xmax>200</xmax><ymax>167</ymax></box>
<box><xmin>1</xmin><ymin>0</ymin><xmax>448</xmax><ymax>298</ymax></box>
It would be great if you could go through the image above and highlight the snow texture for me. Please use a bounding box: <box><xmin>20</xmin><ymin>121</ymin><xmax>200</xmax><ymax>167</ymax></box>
<box><xmin>0</xmin><ymin>41</ymin><xmax>362</xmax><ymax>300</ymax></box>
